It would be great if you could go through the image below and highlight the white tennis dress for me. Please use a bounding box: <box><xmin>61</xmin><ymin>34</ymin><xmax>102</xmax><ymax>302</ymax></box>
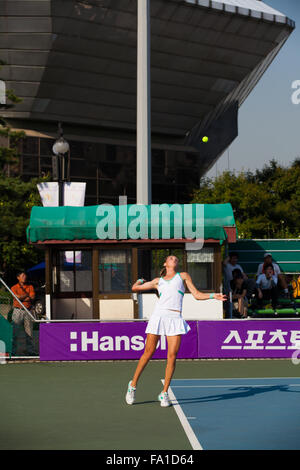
<box><xmin>145</xmin><ymin>272</ymin><xmax>191</xmax><ymax>336</ymax></box>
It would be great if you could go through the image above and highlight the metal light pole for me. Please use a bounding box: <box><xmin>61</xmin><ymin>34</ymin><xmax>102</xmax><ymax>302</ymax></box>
<box><xmin>136</xmin><ymin>0</ymin><xmax>151</xmax><ymax>205</ymax></box>
<box><xmin>52</xmin><ymin>123</ymin><xmax>70</xmax><ymax>206</ymax></box>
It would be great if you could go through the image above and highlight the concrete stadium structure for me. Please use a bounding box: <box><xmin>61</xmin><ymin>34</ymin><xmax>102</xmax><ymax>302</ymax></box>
<box><xmin>0</xmin><ymin>0</ymin><xmax>295</xmax><ymax>204</ymax></box>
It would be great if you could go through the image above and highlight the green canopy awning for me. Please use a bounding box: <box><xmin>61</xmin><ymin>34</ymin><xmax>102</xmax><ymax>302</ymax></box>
<box><xmin>27</xmin><ymin>203</ymin><xmax>237</xmax><ymax>244</ymax></box>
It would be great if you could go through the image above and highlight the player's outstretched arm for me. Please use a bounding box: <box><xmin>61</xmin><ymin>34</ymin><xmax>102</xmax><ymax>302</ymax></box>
<box><xmin>132</xmin><ymin>278</ymin><xmax>159</xmax><ymax>292</ymax></box>
<box><xmin>180</xmin><ymin>272</ymin><xmax>227</xmax><ymax>301</ymax></box>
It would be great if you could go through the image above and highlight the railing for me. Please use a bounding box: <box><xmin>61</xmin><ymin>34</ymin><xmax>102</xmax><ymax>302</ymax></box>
<box><xmin>0</xmin><ymin>276</ymin><xmax>149</xmax><ymax>359</ymax></box>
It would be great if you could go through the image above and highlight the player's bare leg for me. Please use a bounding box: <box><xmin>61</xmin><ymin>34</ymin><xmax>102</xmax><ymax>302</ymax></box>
<box><xmin>163</xmin><ymin>335</ymin><xmax>182</xmax><ymax>393</ymax></box>
<box><xmin>131</xmin><ymin>334</ymin><xmax>160</xmax><ymax>388</ymax></box>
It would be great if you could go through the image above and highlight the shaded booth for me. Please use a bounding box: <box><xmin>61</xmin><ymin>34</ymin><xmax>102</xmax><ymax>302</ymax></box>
<box><xmin>26</xmin><ymin>203</ymin><xmax>237</xmax><ymax>321</ymax></box>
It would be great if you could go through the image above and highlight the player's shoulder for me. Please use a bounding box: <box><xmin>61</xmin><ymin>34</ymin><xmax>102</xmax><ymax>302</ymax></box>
<box><xmin>179</xmin><ymin>272</ymin><xmax>190</xmax><ymax>280</ymax></box>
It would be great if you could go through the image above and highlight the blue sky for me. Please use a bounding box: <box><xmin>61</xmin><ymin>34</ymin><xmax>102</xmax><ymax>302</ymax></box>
<box><xmin>206</xmin><ymin>0</ymin><xmax>300</xmax><ymax>178</ymax></box>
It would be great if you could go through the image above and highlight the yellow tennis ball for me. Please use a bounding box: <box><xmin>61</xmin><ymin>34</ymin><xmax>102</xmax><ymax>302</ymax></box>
<box><xmin>202</xmin><ymin>136</ymin><xmax>209</xmax><ymax>143</ymax></box>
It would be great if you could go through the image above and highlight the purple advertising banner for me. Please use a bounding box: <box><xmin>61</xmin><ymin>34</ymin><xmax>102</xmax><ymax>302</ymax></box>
<box><xmin>198</xmin><ymin>320</ymin><xmax>300</xmax><ymax>358</ymax></box>
<box><xmin>39</xmin><ymin>321</ymin><xmax>198</xmax><ymax>361</ymax></box>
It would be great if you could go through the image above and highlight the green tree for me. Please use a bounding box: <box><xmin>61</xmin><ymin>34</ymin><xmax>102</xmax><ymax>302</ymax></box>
<box><xmin>0</xmin><ymin>176</ymin><xmax>47</xmax><ymax>277</ymax></box>
<box><xmin>191</xmin><ymin>159</ymin><xmax>300</xmax><ymax>239</ymax></box>
<box><xmin>0</xmin><ymin>66</ymin><xmax>48</xmax><ymax>280</ymax></box>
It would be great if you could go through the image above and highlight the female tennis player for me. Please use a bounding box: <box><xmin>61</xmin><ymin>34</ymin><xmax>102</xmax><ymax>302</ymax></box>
<box><xmin>125</xmin><ymin>255</ymin><xmax>226</xmax><ymax>407</ymax></box>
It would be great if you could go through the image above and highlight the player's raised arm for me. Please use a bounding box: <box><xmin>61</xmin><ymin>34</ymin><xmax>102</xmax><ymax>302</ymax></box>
<box><xmin>180</xmin><ymin>272</ymin><xmax>227</xmax><ymax>301</ymax></box>
<box><xmin>132</xmin><ymin>277</ymin><xmax>159</xmax><ymax>292</ymax></box>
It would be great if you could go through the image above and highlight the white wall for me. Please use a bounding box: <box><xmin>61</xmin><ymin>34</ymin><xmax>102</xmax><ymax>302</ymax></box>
<box><xmin>52</xmin><ymin>294</ymin><xmax>223</xmax><ymax>320</ymax></box>
<box><xmin>139</xmin><ymin>293</ymin><xmax>223</xmax><ymax>320</ymax></box>
<box><xmin>99</xmin><ymin>299</ymin><xmax>135</xmax><ymax>320</ymax></box>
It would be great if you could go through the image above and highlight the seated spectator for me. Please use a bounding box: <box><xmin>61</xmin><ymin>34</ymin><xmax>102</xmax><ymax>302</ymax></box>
<box><xmin>255</xmin><ymin>264</ymin><xmax>278</xmax><ymax>309</ymax></box>
<box><xmin>291</xmin><ymin>274</ymin><xmax>300</xmax><ymax>299</ymax></box>
<box><xmin>257</xmin><ymin>253</ymin><xmax>289</xmax><ymax>297</ymax></box>
<box><xmin>223</xmin><ymin>252</ymin><xmax>247</xmax><ymax>288</ymax></box>
<box><xmin>230</xmin><ymin>272</ymin><xmax>248</xmax><ymax>318</ymax></box>
<box><xmin>231</xmin><ymin>267</ymin><xmax>243</xmax><ymax>279</ymax></box>
<box><xmin>223</xmin><ymin>256</ymin><xmax>247</xmax><ymax>319</ymax></box>
<box><xmin>231</xmin><ymin>268</ymin><xmax>256</xmax><ymax>299</ymax></box>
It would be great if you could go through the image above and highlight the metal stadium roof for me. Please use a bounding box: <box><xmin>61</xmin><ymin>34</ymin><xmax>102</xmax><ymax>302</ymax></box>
<box><xmin>0</xmin><ymin>0</ymin><xmax>295</xmax><ymax>172</ymax></box>
<box><xmin>185</xmin><ymin>0</ymin><xmax>294</xmax><ymax>25</ymax></box>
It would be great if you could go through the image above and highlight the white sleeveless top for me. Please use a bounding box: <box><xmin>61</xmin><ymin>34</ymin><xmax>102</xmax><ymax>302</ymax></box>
<box><xmin>155</xmin><ymin>272</ymin><xmax>185</xmax><ymax>312</ymax></box>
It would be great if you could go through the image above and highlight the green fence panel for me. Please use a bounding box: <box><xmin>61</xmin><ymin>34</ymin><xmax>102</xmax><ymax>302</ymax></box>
<box><xmin>0</xmin><ymin>314</ymin><xmax>13</xmax><ymax>357</ymax></box>
<box><xmin>229</xmin><ymin>239</ymin><xmax>300</xmax><ymax>274</ymax></box>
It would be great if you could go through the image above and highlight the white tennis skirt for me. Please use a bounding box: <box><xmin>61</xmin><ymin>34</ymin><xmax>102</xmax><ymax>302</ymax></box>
<box><xmin>145</xmin><ymin>308</ymin><xmax>191</xmax><ymax>336</ymax></box>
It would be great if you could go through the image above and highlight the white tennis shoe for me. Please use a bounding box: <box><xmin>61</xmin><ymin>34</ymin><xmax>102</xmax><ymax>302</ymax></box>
<box><xmin>158</xmin><ymin>391</ymin><xmax>171</xmax><ymax>407</ymax></box>
<box><xmin>125</xmin><ymin>381</ymin><xmax>136</xmax><ymax>405</ymax></box>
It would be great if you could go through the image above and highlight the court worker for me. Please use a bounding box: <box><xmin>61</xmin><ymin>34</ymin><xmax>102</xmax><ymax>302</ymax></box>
<box><xmin>11</xmin><ymin>271</ymin><xmax>36</xmax><ymax>356</ymax></box>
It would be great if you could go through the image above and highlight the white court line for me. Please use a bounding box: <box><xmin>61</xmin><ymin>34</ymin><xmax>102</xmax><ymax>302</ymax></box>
<box><xmin>171</xmin><ymin>377</ymin><xmax>300</xmax><ymax>381</ymax></box>
<box><xmin>166</xmin><ymin>378</ymin><xmax>300</xmax><ymax>449</ymax></box>
<box><xmin>171</xmin><ymin>384</ymin><xmax>300</xmax><ymax>388</ymax></box>
<box><xmin>161</xmin><ymin>380</ymin><xmax>203</xmax><ymax>451</ymax></box>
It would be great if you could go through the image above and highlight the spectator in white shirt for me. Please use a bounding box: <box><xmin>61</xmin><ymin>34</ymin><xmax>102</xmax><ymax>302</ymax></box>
<box><xmin>256</xmin><ymin>264</ymin><xmax>278</xmax><ymax>309</ymax></box>
<box><xmin>256</xmin><ymin>253</ymin><xmax>289</xmax><ymax>296</ymax></box>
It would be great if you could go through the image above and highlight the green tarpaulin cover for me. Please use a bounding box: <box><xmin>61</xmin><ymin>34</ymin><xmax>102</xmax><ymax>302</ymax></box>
<box><xmin>27</xmin><ymin>203</ymin><xmax>237</xmax><ymax>244</ymax></box>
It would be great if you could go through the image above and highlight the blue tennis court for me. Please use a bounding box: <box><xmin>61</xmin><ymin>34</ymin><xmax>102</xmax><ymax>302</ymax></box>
<box><xmin>168</xmin><ymin>377</ymin><xmax>300</xmax><ymax>450</ymax></box>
